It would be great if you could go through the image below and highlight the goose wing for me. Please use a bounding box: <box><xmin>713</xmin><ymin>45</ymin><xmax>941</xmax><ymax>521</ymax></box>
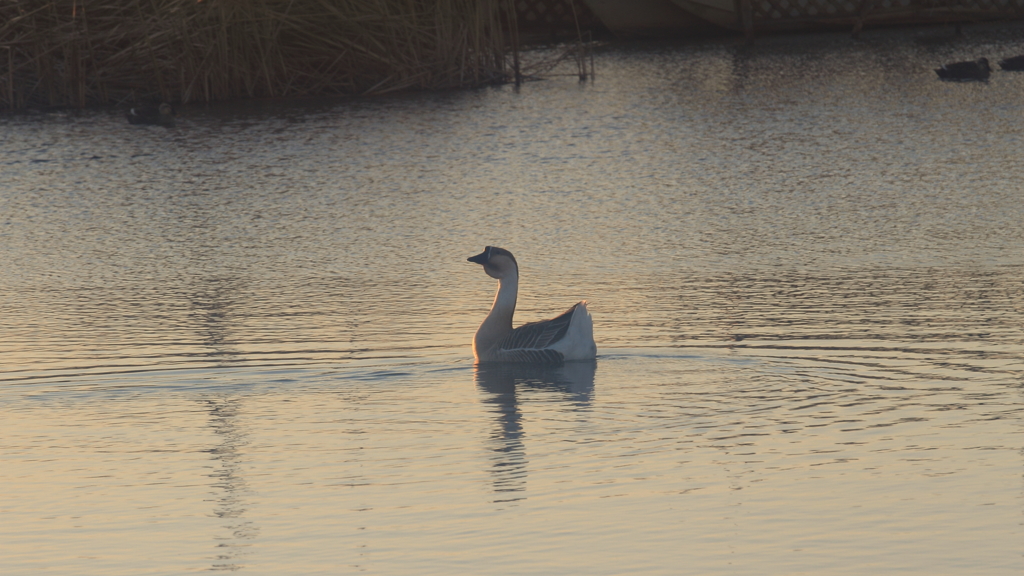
<box><xmin>492</xmin><ymin>304</ymin><xmax>578</xmax><ymax>363</ymax></box>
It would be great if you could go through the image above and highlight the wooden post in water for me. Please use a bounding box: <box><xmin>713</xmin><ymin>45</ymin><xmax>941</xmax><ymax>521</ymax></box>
<box><xmin>736</xmin><ymin>0</ymin><xmax>754</xmax><ymax>43</ymax></box>
<box><xmin>5</xmin><ymin>46</ymin><xmax>13</xmax><ymax>110</ymax></box>
<box><xmin>569</xmin><ymin>0</ymin><xmax>587</xmax><ymax>81</ymax></box>
<box><xmin>590</xmin><ymin>30</ymin><xmax>596</xmax><ymax>80</ymax></box>
<box><xmin>851</xmin><ymin>0</ymin><xmax>874</xmax><ymax>38</ymax></box>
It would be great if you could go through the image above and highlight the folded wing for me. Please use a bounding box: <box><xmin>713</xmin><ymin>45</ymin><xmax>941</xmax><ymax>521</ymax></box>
<box><xmin>492</xmin><ymin>304</ymin><xmax>578</xmax><ymax>363</ymax></box>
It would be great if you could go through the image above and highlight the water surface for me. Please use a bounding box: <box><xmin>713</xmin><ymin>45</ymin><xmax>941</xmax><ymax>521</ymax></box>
<box><xmin>2</xmin><ymin>24</ymin><xmax>1023</xmax><ymax>575</ymax></box>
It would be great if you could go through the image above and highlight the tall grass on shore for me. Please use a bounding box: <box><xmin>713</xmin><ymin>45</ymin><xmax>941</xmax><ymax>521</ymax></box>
<box><xmin>0</xmin><ymin>0</ymin><xmax>518</xmax><ymax>109</ymax></box>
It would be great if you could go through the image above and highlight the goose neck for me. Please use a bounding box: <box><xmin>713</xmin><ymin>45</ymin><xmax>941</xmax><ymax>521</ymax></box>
<box><xmin>490</xmin><ymin>274</ymin><xmax>518</xmax><ymax>322</ymax></box>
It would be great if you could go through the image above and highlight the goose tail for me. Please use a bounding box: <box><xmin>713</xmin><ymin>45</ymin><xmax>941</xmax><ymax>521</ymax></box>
<box><xmin>556</xmin><ymin>301</ymin><xmax>597</xmax><ymax>361</ymax></box>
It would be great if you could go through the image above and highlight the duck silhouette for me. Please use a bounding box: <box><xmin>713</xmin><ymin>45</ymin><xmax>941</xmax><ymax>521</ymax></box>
<box><xmin>126</xmin><ymin>103</ymin><xmax>176</xmax><ymax>126</ymax></box>
<box><xmin>934</xmin><ymin>58</ymin><xmax>990</xmax><ymax>80</ymax></box>
<box><xmin>998</xmin><ymin>55</ymin><xmax>1024</xmax><ymax>71</ymax></box>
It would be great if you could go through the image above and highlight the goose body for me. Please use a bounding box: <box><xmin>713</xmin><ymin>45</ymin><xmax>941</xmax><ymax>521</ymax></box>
<box><xmin>934</xmin><ymin>58</ymin><xmax>990</xmax><ymax>80</ymax></box>
<box><xmin>468</xmin><ymin>246</ymin><xmax>596</xmax><ymax>364</ymax></box>
<box><xmin>127</xmin><ymin>103</ymin><xmax>176</xmax><ymax>126</ymax></box>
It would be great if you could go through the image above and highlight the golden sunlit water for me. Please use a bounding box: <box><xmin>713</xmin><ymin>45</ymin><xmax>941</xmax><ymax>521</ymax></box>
<box><xmin>2</xmin><ymin>25</ymin><xmax>1024</xmax><ymax>575</ymax></box>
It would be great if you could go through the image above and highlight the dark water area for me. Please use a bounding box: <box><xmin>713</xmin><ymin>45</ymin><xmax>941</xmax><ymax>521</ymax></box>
<box><xmin>2</xmin><ymin>24</ymin><xmax>1023</xmax><ymax>575</ymax></box>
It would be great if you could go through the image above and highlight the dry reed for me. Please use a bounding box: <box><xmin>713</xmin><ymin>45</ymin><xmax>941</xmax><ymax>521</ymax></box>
<box><xmin>0</xmin><ymin>0</ymin><xmax>519</xmax><ymax>109</ymax></box>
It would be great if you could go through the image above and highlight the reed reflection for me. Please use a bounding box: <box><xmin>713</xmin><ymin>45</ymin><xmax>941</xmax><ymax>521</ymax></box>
<box><xmin>475</xmin><ymin>361</ymin><xmax>596</xmax><ymax>503</ymax></box>
<box><xmin>202</xmin><ymin>396</ymin><xmax>258</xmax><ymax>571</ymax></box>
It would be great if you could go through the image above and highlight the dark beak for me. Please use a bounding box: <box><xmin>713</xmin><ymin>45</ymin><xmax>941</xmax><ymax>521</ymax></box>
<box><xmin>467</xmin><ymin>249</ymin><xmax>489</xmax><ymax>265</ymax></box>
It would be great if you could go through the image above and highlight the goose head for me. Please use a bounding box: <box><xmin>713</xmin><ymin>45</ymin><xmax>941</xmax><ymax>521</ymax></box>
<box><xmin>468</xmin><ymin>246</ymin><xmax>518</xmax><ymax>280</ymax></box>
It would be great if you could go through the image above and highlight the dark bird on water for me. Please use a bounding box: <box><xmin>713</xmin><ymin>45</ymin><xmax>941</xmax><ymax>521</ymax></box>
<box><xmin>126</xmin><ymin>103</ymin><xmax>176</xmax><ymax>126</ymax></box>
<box><xmin>998</xmin><ymin>55</ymin><xmax>1024</xmax><ymax>70</ymax></box>
<box><xmin>934</xmin><ymin>57</ymin><xmax>990</xmax><ymax>80</ymax></box>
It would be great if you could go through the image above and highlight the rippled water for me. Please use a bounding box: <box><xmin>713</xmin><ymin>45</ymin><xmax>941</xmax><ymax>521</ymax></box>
<box><xmin>3</xmin><ymin>25</ymin><xmax>1024</xmax><ymax>575</ymax></box>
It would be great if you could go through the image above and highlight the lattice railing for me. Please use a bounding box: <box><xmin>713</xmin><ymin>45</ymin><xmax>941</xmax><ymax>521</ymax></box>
<box><xmin>515</xmin><ymin>0</ymin><xmax>599</xmax><ymax>31</ymax></box>
<box><xmin>749</xmin><ymin>0</ymin><xmax>1024</xmax><ymax>21</ymax></box>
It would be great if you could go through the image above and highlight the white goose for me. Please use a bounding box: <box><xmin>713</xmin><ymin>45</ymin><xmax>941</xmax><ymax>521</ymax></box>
<box><xmin>468</xmin><ymin>246</ymin><xmax>596</xmax><ymax>363</ymax></box>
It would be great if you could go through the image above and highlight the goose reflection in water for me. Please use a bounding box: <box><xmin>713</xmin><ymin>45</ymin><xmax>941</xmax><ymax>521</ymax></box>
<box><xmin>203</xmin><ymin>396</ymin><xmax>259</xmax><ymax>571</ymax></box>
<box><xmin>474</xmin><ymin>361</ymin><xmax>597</xmax><ymax>503</ymax></box>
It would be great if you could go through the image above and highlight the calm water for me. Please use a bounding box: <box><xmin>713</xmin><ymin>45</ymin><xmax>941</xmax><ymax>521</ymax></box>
<box><xmin>3</xmin><ymin>24</ymin><xmax>1024</xmax><ymax>575</ymax></box>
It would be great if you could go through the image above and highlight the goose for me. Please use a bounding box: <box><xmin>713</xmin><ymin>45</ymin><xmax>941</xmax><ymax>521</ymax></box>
<box><xmin>998</xmin><ymin>55</ymin><xmax>1024</xmax><ymax>70</ymax></box>
<box><xmin>934</xmin><ymin>58</ymin><xmax>990</xmax><ymax>80</ymax></box>
<box><xmin>127</xmin><ymin>103</ymin><xmax>176</xmax><ymax>126</ymax></box>
<box><xmin>468</xmin><ymin>246</ymin><xmax>596</xmax><ymax>364</ymax></box>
